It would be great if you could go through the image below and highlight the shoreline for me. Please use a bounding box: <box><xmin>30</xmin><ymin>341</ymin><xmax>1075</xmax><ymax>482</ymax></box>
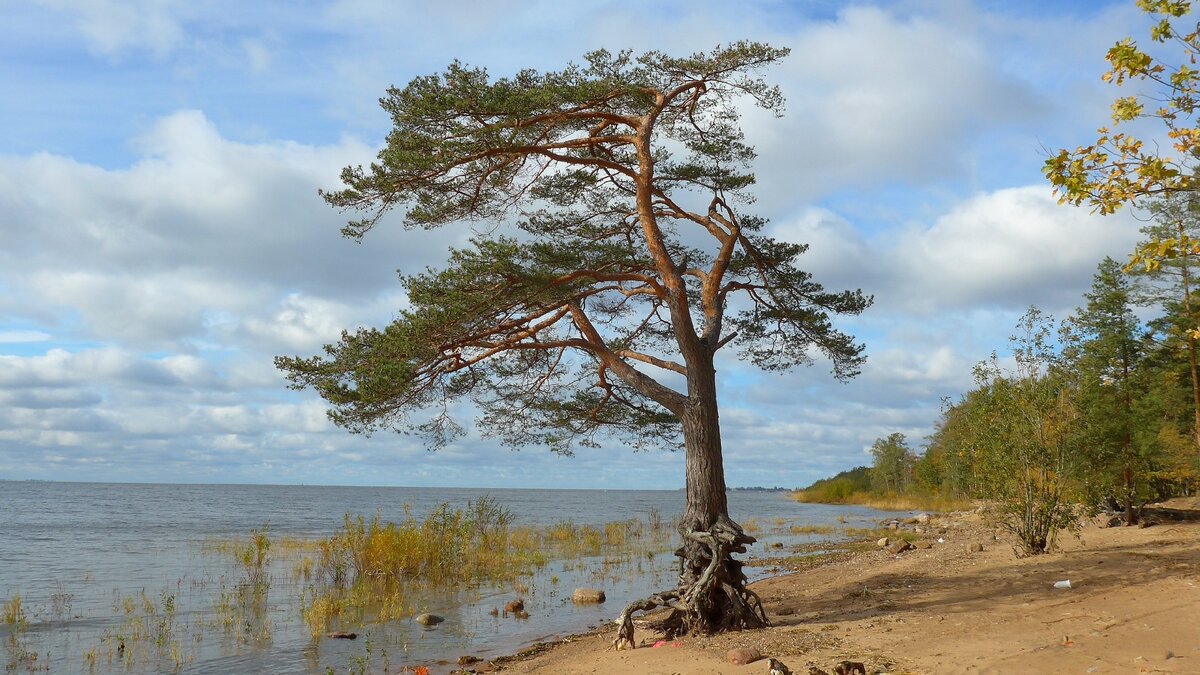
<box><xmin>482</xmin><ymin>504</ymin><xmax>1200</xmax><ymax>674</ymax></box>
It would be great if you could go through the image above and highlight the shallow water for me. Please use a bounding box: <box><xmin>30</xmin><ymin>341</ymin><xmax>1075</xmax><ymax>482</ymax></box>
<box><xmin>0</xmin><ymin>482</ymin><xmax>901</xmax><ymax>674</ymax></box>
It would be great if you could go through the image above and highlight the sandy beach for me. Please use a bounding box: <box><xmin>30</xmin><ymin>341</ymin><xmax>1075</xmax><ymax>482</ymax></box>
<box><xmin>488</xmin><ymin>502</ymin><xmax>1200</xmax><ymax>674</ymax></box>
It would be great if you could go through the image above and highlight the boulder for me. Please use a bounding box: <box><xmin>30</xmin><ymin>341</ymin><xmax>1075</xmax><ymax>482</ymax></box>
<box><xmin>914</xmin><ymin>540</ymin><xmax>932</xmax><ymax>549</ymax></box>
<box><xmin>887</xmin><ymin>540</ymin><xmax>912</xmax><ymax>555</ymax></box>
<box><xmin>876</xmin><ymin>537</ymin><xmax>889</xmax><ymax>548</ymax></box>
<box><xmin>726</xmin><ymin>647</ymin><xmax>763</xmax><ymax>665</ymax></box>
<box><xmin>915</xmin><ymin>512</ymin><xmax>931</xmax><ymax>525</ymax></box>
<box><xmin>571</xmin><ymin>588</ymin><xmax>606</xmax><ymax>604</ymax></box>
<box><xmin>415</xmin><ymin>613</ymin><xmax>444</xmax><ymax>626</ymax></box>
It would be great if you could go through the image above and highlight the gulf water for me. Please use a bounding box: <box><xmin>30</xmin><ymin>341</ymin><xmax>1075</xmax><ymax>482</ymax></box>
<box><xmin>0</xmin><ymin>481</ymin><xmax>898</xmax><ymax>674</ymax></box>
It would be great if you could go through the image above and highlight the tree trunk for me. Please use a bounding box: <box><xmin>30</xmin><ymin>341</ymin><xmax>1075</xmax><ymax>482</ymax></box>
<box><xmin>611</xmin><ymin>352</ymin><xmax>767</xmax><ymax>648</ymax></box>
<box><xmin>1122</xmin><ymin>465</ymin><xmax>1137</xmax><ymax>526</ymax></box>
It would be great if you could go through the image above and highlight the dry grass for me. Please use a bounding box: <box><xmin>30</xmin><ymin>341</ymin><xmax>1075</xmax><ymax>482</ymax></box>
<box><xmin>789</xmin><ymin>524</ymin><xmax>836</xmax><ymax>535</ymax></box>
<box><xmin>294</xmin><ymin>498</ymin><xmax>674</xmax><ymax>638</ymax></box>
<box><xmin>790</xmin><ymin>490</ymin><xmax>972</xmax><ymax>512</ymax></box>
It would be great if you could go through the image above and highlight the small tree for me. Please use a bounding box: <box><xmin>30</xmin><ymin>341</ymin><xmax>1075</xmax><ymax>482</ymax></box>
<box><xmin>869</xmin><ymin>432</ymin><xmax>914</xmax><ymax>494</ymax></box>
<box><xmin>943</xmin><ymin>309</ymin><xmax>1082</xmax><ymax>554</ymax></box>
<box><xmin>277</xmin><ymin>44</ymin><xmax>870</xmax><ymax>640</ymax></box>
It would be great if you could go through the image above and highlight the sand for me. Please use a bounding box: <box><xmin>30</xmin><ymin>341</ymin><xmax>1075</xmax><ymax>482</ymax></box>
<box><xmin>488</xmin><ymin>503</ymin><xmax>1200</xmax><ymax>674</ymax></box>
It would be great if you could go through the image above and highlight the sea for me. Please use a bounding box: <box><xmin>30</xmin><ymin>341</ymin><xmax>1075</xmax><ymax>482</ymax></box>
<box><xmin>0</xmin><ymin>481</ymin><xmax>902</xmax><ymax>674</ymax></box>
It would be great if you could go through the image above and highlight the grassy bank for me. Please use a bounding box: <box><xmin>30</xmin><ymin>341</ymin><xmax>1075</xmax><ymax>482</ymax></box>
<box><xmin>790</xmin><ymin>487</ymin><xmax>971</xmax><ymax>512</ymax></box>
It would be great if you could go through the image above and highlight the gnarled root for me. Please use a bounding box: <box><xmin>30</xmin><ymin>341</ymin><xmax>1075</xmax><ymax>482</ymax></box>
<box><xmin>610</xmin><ymin>590</ymin><xmax>682</xmax><ymax>650</ymax></box>
<box><xmin>610</xmin><ymin>517</ymin><xmax>768</xmax><ymax>649</ymax></box>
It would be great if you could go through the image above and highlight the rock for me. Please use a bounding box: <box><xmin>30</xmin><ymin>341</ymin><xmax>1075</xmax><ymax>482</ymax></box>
<box><xmin>776</xmin><ymin>607</ymin><xmax>795</xmax><ymax>616</ymax></box>
<box><xmin>886</xmin><ymin>522</ymin><xmax>900</xmax><ymax>531</ymax></box>
<box><xmin>807</xmin><ymin>667</ymin><xmax>831</xmax><ymax>675</ymax></box>
<box><xmin>726</xmin><ymin>647</ymin><xmax>763</xmax><ymax>665</ymax></box>
<box><xmin>876</xmin><ymin>537</ymin><xmax>889</xmax><ymax>548</ymax></box>
<box><xmin>1139</xmin><ymin>519</ymin><xmax>1155</xmax><ymax>529</ymax></box>
<box><xmin>833</xmin><ymin>661</ymin><xmax>866</xmax><ymax>675</ymax></box>
<box><xmin>415</xmin><ymin>613</ymin><xmax>444</xmax><ymax>626</ymax></box>
<box><xmin>914</xmin><ymin>526</ymin><xmax>925</xmax><ymax>534</ymax></box>
<box><xmin>915</xmin><ymin>512</ymin><xmax>931</xmax><ymax>525</ymax></box>
<box><xmin>326</xmin><ymin>631</ymin><xmax>357</xmax><ymax>639</ymax></box>
<box><xmin>772</xmin><ymin>541</ymin><xmax>784</xmax><ymax>548</ymax></box>
<box><xmin>970</xmin><ymin>542</ymin><xmax>984</xmax><ymax>553</ymax></box>
<box><xmin>887</xmin><ymin>540</ymin><xmax>912</xmax><ymax>554</ymax></box>
<box><xmin>1102</xmin><ymin>515</ymin><xmax>1124</xmax><ymax>528</ymax></box>
<box><xmin>504</xmin><ymin>599</ymin><xmax>524</xmax><ymax>613</ymax></box>
<box><xmin>914</xmin><ymin>540</ymin><xmax>933</xmax><ymax>549</ymax></box>
<box><xmin>457</xmin><ymin>655</ymin><xmax>481</xmax><ymax>666</ymax></box>
<box><xmin>571</xmin><ymin>588</ymin><xmax>606</xmax><ymax>603</ymax></box>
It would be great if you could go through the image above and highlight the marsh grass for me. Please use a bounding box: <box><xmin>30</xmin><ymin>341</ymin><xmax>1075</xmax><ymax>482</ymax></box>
<box><xmin>2</xmin><ymin>593</ymin><xmax>41</xmax><ymax>673</ymax></box>
<box><xmin>790</xmin><ymin>489</ymin><xmax>971</xmax><ymax>512</ymax></box>
<box><xmin>2</xmin><ymin>594</ymin><xmax>26</xmax><ymax>632</ymax></box>
<box><xmin>93</xmin><ymin>589</ymin><xmax>196</xmax><ymax>672</ymax></box>
<box><xmin>842</xmin><ymin>526</ymin><xmax>923</xmax><ymax>543</ymax></box>
<box><xmin>288</xmin><ymin>498</ymin><xmax>674</xmax><ymax>638</ymax></box>
<box><xmin>789</xmin><ymin>524</ymin><xmax>836</xmax><ymax>535</ymax></box>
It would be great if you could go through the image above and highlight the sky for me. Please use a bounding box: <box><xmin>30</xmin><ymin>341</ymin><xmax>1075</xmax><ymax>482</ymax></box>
<box><xmin>0</xmin><ymin>0</ymin><xmax>1169</xmax><ymax>489</ymax></box>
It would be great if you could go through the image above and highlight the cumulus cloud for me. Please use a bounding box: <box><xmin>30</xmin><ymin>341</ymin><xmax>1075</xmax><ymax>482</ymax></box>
<box><xmin>890</xmin><ymin>186</ymin><xmax>1140</xmax><ymax>312</ymax></box>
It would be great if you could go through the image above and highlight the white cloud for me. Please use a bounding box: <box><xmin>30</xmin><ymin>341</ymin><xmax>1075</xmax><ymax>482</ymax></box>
<box><xmin>0</xmin><ymin>330</ymin><xmax>50</xmax><ymax>343</ymax></box>
<box><xmin>892</xmin><ymin>186</ymin><xmax>1140</xmax><ymax>312</ymax></box>
<box><xmin>36</xmin><ymin>0</ymin><xmax>187</xmax><ymax>57</ymax></box>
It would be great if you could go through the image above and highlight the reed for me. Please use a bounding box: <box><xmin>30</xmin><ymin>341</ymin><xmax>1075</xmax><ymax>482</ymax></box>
<box><xmin>297</xmin><ymin>498</ymin><xmax>674</xmax><ymax>640</ymax></box>
<box><xmin>1</xmin><ymin>594</ymin><xmax>25</xmax><ymax>632</ymax></box>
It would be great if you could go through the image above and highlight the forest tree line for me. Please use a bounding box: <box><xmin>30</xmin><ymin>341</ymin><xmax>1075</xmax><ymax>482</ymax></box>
<box><xmin>800</xmin><ymin>197</ymin><xmax>1200</xmax><ymax>554</ymax></box>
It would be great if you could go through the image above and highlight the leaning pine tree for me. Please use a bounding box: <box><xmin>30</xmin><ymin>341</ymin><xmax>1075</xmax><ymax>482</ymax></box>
<box><xmin>277</xmin><ymin>43</ymin><xmax>871</xmax><ymax>644</ymax></box>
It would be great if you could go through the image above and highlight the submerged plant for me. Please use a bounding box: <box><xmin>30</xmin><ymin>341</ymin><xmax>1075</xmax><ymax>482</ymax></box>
<box><xmin>2</xmin><ymin>594</ymin><xmax>26</xmax><ymax>632</ymax></box>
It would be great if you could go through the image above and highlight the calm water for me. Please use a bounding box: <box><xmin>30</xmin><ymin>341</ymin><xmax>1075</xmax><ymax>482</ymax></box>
<box><xmin>0</xmin><ymin>482</ymin><xmax>899</xmax><ymax>674</ymax></box>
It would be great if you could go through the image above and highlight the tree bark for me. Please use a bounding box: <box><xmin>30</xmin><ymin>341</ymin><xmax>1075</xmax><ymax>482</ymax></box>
<box><xmin>611</xmin><ymin>350</ymin><xmax>768</xmax><ymax>649</ymax></box>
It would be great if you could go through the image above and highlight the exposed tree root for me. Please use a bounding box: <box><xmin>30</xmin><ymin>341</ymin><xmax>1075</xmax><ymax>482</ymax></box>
<box><xmin>611</xmin><ymin>517</ymin><xmax>769</xmax><ymax>650</ymax></box>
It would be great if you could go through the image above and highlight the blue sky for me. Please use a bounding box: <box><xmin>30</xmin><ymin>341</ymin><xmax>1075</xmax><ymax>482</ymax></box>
<box><xmin>0</xmin><ymin>0</ymin><xmax>1164</xmax><ymax>488</ymax></box>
